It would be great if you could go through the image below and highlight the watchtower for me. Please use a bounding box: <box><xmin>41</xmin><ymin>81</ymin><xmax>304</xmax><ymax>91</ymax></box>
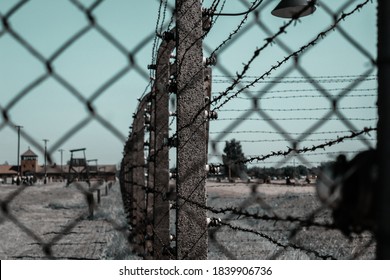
<box><xmin>21</xmin><ymin>147</ymin><xmax>38</xmax><ymax>176</ymax></box>
<box><xmin>67</xmin><ymin>148</ymin><xmax>90</xmax><ymax>186</ymax></box>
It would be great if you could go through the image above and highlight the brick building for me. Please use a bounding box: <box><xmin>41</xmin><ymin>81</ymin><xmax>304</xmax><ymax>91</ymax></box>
<box><xmin>20</xmin><ymin>148</ymin><xmax>38</xmax><ymax>175</ymax></box>
<box><xmin>0</xmin><ymin>148</ymin><xmax>117</xmax><ymax>184</ymax></box>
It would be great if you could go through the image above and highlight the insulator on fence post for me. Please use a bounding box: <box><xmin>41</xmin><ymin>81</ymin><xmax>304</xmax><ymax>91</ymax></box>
<box><xmin>145</xmin><ymin>102</ymin><xmax>152</xmax><ymax>113</ymax></box>
<box><xmin>147</xmin><ymin>64</ymin><xmax>157</xmax><ymax>70</ymax></box>
<box><xmin>144</xmin><ymin>113</ymin><xmax>151</xmax><ymax>125</ymax></box>
<box><xmin>206</xmin><ymin>163</ymin><xmax>221</xmax><ymax>175</ymax></box>
<box><xmin>167</xmin><ymin>79</ymin><xmax>177</xmax><ymax>93</ymax></box>
<box><xmin>207</xmin><ymin>217</ymin><xmax>222</xmax><ymax>227</ymax></box>
<box><xmin>204</xmin><ymin>110</ymin><xmax>218</xmax><ymax>120</ymax></box>
<box><xmin>163</xmin><ymin>31</ymin><xmax>175</xmax><ymax>41</ymax></box>
<box><xmin>164</xmin><ymin>137</ymin><xmax>178</xmax><ymax>148</ymax></box>
<box><xmin>169</xmin><ymin>111</ymin><xmax>177</xmax><ymax>117</ymax></box>
<box><xmin>169</xmin><ymin>169</ymin><xmax>177</xmax><ymax>179</ymax></box>
<box><xmin>202</xmin><ymin>54</ymin><xmax>217</xmax><ymax>67</ymax></box>
<box><xmin>202</xmin><ymin>8</ymin><xmax>213</xmax><ymax>32</ymax></box>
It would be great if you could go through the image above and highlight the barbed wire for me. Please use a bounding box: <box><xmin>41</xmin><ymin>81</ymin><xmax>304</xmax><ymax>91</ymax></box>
<box><xmin>210</xmin><ymin>0</ymin><xmax>372</xmax><ymax>112</ymax></box>
<box><xmin>216</xmin><ymin>117</ymin><xmax>377</xmax><ymax>122</ymax></box>
<box><xmin>127</xmin><ymin>180</ymin><xmax>341</xmax><ymax>260</ymax></box>
<box><xmin>1</xmin><ymin>0</ymin><xmax>378</xmax><ymax>261</ymax></box>
<box><xmin>240</xmin><ymin>127</ymin><xmax>377</xmax><ymax>165</ymax></box>
<box><xmin>213</xmin><ymin>77</ymin><xmax>377</xmax><ymax>84</ymax></box>
<box><xmin>207</xmin><ymin>0</ymin><xmax>264</xmax><ymax>58</ymax></box>
<box><xmin>231</xmin><ymin>92</ymin><xmax>377</xmax><ymax>100</ymax></box>
<box><xmin>219</xmin><ymin>106</ymin><xmax>376</xmax><ymax>112</ymax></box>
<box><xmin>208</xmin><ymin>1</ymin><xmax>317</xmax><ymax>104</ymax></box>
<box><xmin>207</xmin><ymin>127</ymin><xmax>377</xmax><ymax>168</ymax></box>
<box><xmin>211</xmin><ymin>138</ymin><xmax>376</xmax><ymax>143</ymax></box>
<box><xmin>213</xmin><ymin>74</ymin><xmax>377</xmax><ymax>79</ymax></box>
<box><xmin>209</xmin><ymin>129</ymin><xmax>376</xmax><ymax>136</ymax></box>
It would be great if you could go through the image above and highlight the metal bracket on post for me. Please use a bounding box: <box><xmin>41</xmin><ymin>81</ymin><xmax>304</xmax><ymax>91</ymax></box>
<box><xmin>176</xmin><ymin>0</ymin><xmax>207</xmax><ymax>260</ymax></box>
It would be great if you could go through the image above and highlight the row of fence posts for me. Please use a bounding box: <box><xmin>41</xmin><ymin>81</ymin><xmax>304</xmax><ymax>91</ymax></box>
<box><xmin>119</xmin><ymin>0</ymin><xmax>213</xmax><ymax>259</ymax></box>
<box><xmin>88</xmin><ymin>181</ymin><xmax>114</xmax><ymax>218</ymax></box>
<box><xmin>119</xmin><ymin>0</ymin><xmax>390</xmax><ymax>259</ymax></box>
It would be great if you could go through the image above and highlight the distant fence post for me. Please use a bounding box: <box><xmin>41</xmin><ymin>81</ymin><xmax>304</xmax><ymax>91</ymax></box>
<box><xmin>146</xmin><ymin>90</ymin><xmax>155</xmax><ymax>258</ymax></box>
<box><xmin>204</xmin><ymin>67</ymin><xmax>212</xmax><ymax>158</ymax></box>
<box><xmin>97</xmin><ymin>189</ymin><xmax>101</xmax><ymax>204</ymax></box>
<box><xmin>132</xmin><ymin>95</ymin><xmax>149</xmax><ymax>256</ymax></box>
<box><xmin>124</xmin><ymin>138</ymin><xmax>134</xmax><ymax>223</ymax></box>
<box><xmin>153</xmin><ymin>28</ymin><xmax>176</xmax><ymax>259</ymax></box>
<box><xmin>176</xmin><ymin>0</ymin><xmax>207</xmax><ymax>259</ymax></box>
<box><xmin>376</xmin><ymin>0</ymin><xmax>390</xmax><ymax>259</ymax></box>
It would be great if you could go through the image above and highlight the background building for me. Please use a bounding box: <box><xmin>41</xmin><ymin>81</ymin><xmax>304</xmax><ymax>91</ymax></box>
<box><xmin>0</xmin><ymin>148</ymin><xmax>117</xmax><ymax>184</ymax></box>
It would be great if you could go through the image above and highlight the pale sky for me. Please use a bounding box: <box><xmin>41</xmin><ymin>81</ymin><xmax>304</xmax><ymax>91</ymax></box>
<box><xmin>0</xmin><ymin>0</ymin><xmax>377</xmax><ymax>169</ymax></box>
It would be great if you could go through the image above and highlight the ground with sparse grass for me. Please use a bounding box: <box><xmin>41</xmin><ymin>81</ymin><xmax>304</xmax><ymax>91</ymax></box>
<box><xmin>0</xmin><ymin>180</ymin><xmax>376</xmax><ymax>259</ymax></box>
<box><xmin>0</xmin><ymin>181</ymin><xmax>138</xmax><ymax>260</ymax></box>
<box><xmin>206</xmin><ymin>181</ymin><xmax>376</xmax><ymax>259</ymax></box>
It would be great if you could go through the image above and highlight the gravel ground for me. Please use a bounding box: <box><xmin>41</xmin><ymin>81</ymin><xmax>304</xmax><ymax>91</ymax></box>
<box><xmin>0</xmin><ymin>180</ymin><xmax>376</xmax><ymax>260</ymax></box>
<box><xmin>0</xmin><ymin>181</ymin><xmax>137</xmax><ymax>260</ymax></box>
<box><xmin>206</xmin><ymin>181</ymin><xmax>376</xmax><ymax>260</ymax></box>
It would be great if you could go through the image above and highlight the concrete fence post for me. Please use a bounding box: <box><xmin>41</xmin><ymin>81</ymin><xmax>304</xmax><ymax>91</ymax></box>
<box><xmin>144</xmin><ymin>90</ymin><xmax>155</xmax><ymax>258</ymax></box>
<box><xmin>153</xmin><ymin>28</ymin><xmax>176</xmax><ymax>259</ymax></box>
<box><xmin>124</xmin><ymin>138</ymin><xmax>134</xmax><ymax>222</ymax></box>
<box><xmin>204</xmin><ymin>67</ymin><xmax>212</xmax><ymax>157</ymax></box>
<box><xmin>176</xmin><ymin>0</ymin><xmax>207</xmax><ymax>259</ymax></box>
<box><xmin>132</xmin><ymin>94</ymin><xmax>150</xmax><ymax>256</ymax></box>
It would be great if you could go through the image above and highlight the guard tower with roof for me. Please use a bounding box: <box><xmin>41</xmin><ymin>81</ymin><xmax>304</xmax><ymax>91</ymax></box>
<box><xmin>67</xmin><ymin>148</ymin><xmax>90</xmax><ymax>186</ymax></box>
<box><xmin>21</xmin><ymin>147</ymin><xmax>38</xmax><ymax>176</ymax></box>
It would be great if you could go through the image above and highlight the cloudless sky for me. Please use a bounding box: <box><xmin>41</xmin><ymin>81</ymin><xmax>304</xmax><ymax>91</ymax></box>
<box><xmin>0</xmin><ymin>0</ymin><xmax>377</xmax><ymax>169</ymax></box>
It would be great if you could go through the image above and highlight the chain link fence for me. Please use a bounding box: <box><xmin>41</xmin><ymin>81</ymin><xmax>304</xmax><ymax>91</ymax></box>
<box><xmin>1</xmin><ymin>0</ymin><xmax>385</xmax><ymax>260</ymax></box>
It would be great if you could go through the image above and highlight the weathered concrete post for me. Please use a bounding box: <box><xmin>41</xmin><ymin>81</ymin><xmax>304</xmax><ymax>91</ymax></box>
<box><xmin>376</xmin><ymin>0</ymin><xmax>390</xmax><ymax>259</ymax></box>
<box><xmin>153</xmin><ymin>29</ymin><xmax>177</xmax><ymax>259</ymax></box>
<box><xmin>146</xmin><ymin>90</ymin><xmax>155</xmax><ymax>258</ymax></box>
<box><xmin>132</xmin><ymin>96</ymin><xmax>148</xmax><ymax>256</ymax></box>
<box><xmin>176</xmin><ymin>0</ymin><xmax>207</xmax><ymax>259</ymax></box>
<box><xmin>124</xmin><ymin>137</ymin><xmax>134</xmax><ymax>223</ymax></box>
<box><xmin>204</xmin><ymin>67</ymin><xmax>212</xmax><ymax>156</ymax></box>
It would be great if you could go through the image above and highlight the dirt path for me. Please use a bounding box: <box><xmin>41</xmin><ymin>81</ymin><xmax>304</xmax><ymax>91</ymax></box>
<box><xmin>0</xmin><ymin>181</ymin><xmax>136</xmax><ymax>260</ymax></box>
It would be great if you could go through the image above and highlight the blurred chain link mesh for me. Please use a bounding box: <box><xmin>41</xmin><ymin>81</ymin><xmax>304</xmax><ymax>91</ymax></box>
<box><xmin>1</xmin><ymin>0</ymin><xmax>379</xmax><ymax>259</ymax></box>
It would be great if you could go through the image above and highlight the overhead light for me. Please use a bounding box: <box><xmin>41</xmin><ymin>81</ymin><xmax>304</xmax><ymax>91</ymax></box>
<box><xmin>271</xmin><ymin>0</ymin><xmax>316</xmax><ymax>19</ymax></box>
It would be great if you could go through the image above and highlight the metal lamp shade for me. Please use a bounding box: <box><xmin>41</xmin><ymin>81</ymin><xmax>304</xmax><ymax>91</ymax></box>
<box><xmin>271</xmin><ymin>0</ymin><xmax>316</xmax><ymax>18</ymax></box>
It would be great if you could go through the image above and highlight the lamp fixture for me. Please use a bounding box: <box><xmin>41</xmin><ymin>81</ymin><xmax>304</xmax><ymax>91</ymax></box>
<box><xmin>271</xmin><ymin>0</ymin><xmax>316</xmax><ymax>19</ymax></box>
